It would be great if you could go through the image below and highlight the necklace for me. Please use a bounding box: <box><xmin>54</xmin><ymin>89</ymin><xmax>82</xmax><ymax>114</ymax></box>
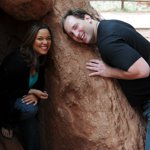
<box><xmin>30</xmin><ymin>67</ymin><xmax>36</xmax><ymax>76</ymax></box>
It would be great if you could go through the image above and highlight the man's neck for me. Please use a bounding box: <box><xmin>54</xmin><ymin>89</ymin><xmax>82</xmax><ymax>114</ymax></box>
<box><xmin>93</xmin><ymin>20</ymin><xmax>100</xmax><ymax>44</ymax></box>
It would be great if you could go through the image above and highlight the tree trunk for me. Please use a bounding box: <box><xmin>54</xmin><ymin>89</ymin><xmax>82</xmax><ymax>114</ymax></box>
<box><xmin>39</xmin><ymin>0</ymin><xmax>146</xmax><ymax>150</ymax></box>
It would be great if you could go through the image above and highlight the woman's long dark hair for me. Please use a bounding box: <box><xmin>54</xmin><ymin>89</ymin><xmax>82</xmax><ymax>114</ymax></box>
<box><xmin>20</xmin><ymin>22</ymin><xmax>52</xmax><ymax>70</ymax></box>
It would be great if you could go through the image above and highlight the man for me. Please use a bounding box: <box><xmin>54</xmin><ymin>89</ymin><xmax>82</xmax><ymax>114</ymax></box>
<box><xmin>61</xmin><ymin>8</ymin><xmax>150</xmax><ymax>149</ymax></box>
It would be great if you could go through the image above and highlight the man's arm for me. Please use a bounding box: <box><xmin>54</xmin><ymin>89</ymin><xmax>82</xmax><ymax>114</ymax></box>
<box><xmin>86</xmin><ymin>57</ymin><xmax>150</xmax><ymax>80</ymax></box>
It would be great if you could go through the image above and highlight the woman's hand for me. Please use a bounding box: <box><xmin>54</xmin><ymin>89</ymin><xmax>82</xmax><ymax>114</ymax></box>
<box><xmin>22</xmin><ymin>94</ymin><xmax>38</xmax><ymax>105</ymax></box>
<box><xmin>28</xmin><ymin>89</ymin><xmax>48</xmax><ymax>100</ymax></box>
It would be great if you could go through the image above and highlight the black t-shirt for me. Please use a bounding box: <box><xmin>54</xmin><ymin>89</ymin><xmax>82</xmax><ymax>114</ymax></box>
<box><xmin>97</xmin><ymin>19</ymin><xmax>150</xmax><ymax>106</ymax></box>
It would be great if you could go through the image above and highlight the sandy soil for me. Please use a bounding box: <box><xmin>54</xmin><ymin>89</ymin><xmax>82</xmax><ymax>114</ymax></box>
<box><xmin>137</xmin><ymin>29</ymin><xmax>150</xmax><ymax>41</ymax></box>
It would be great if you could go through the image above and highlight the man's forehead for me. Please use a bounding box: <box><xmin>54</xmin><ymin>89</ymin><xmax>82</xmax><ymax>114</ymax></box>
<box><xmin>63</xmin><ymin>17</ymin><xmax>73</xmax><ymax>33</ymax></box>
<box><xmin>66</xmin><ymin>15</ymin><xmax>82</xmax><ymax>22</ymax></box>
<box><xmin>64</xmin><ymin>16</ymin><xmax>76</xmax><ymax>28</ymax></box>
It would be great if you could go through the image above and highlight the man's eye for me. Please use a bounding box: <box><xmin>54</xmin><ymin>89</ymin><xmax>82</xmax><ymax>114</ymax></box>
<box><xmin>73</xmin><ymin>25</ymin><xmax>77</xmax><ymax>30</ymax></box>
<box><xmin>70</xmin><ymin>32</ymin><xmax>74</xmax><ymax>37</ymax></box>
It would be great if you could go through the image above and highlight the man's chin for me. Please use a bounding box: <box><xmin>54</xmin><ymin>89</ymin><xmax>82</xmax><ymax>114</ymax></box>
<box><xmin>84</xmin><ymin>39</ymin><xmax>91</xmax><ymax>44</ymax></box>
<box><xmin>76</xmin><ymin>38</ymin><xmax>88</xmax><ymax>44</ymax></box>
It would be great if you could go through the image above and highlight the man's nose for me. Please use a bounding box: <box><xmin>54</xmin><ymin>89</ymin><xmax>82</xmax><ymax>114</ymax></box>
<box><xmin>73</xmin><ymin>30</ymin><xmax>79</xmax><ymax>37</ymax></box>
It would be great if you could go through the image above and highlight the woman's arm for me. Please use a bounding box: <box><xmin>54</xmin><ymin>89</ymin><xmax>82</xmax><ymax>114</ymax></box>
<box><xmin>28</xmin><ymin>89</ymin><xmax>48</xmax><ymax>99</ymax></box>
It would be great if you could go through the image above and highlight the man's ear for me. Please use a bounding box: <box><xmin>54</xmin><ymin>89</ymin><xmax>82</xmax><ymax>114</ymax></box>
<box><xmin>84</xmin><ymin>14</ymin><xmax>92</xmax><ymax>23</ymax></box>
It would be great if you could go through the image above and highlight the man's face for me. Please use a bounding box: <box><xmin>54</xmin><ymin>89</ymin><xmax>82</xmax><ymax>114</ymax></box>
<box><xmin>63</xmin><ymin>15</ymin><xmax>95</xmax><ymax>44</ymax></box>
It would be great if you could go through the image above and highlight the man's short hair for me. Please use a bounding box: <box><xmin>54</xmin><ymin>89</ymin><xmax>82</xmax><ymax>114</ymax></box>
<box><xmin>61</xmin><ymin>8</ymin><xmax>94</xmax><ymax>33</ymax></box>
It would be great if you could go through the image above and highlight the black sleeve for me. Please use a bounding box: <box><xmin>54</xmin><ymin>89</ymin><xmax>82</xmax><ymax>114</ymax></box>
<box><xmin>0</xmin><ymin>51</ymin><xmax>29</xmax><ymax>99</ymax></box>
<box><xmin>0</xmin><ymin>53</ymin><xmax>15</xmax><ymax>94</ymax></box>
<box><xmin>100</xmin><ymin>37</ymin><xmax>141</xmax><ymax>71</ymax></box>
<box><xmin>0</xmin><ymin>51</ymin><xmax>26</xmax><ymax>128</ymax></box>
<box><xmin>0</xmin><ymin>50</ymin><xmax>24</xmax><ymax>78</ymax></box>
<box><xmin>32</xmin><ymin>66</ymin><xmax>45</xmax><ymax>91</ymax></box>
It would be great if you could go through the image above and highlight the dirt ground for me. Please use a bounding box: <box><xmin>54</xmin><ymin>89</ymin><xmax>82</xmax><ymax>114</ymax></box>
<box><xmin>137</xmin><ymin>29</ymin><xmax>150</xmax><ymax>41</ymax></box>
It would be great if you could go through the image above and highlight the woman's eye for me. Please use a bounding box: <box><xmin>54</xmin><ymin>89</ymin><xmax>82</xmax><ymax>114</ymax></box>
<box><xmin>47</xmin><ymin>37</ymin><xmax>51</xmax><ymax>40</ymax></box>
<box><xmin>37</xmin><ymin>37</ymin><xmax>51</xmax><ymax>41</ymax></box>
<box><xmin>37</xmin><ymin>38</ymin><xmax>43</xmax><ymax>41</ymax></box>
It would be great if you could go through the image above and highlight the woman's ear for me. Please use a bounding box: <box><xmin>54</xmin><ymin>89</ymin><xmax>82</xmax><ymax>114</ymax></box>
<box><xmin>84</xmin><ymin>14</ymin><xmax>92</xmax><ymax>23</ymax></box>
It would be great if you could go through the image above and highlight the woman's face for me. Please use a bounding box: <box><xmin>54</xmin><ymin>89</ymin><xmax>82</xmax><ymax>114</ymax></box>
<box><xmin>33</xmin><ymin>28</ymin><xmax>52</xmax><ymax>56</ymax></box>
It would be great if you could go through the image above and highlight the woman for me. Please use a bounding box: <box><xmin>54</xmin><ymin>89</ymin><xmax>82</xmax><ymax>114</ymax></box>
<box><xmin>0</xmin><ymin>22</ymin><xmax>52</xmax><ymax>150</ymax></box>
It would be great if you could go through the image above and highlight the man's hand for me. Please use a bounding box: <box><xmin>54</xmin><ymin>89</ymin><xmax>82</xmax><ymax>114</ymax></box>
<box><xmin>28</xmin><ymin>89</ymin><xmax>48</xmax><ymax>100</ymax></box>
<box><xmin>86</xmin><ymin>59</ymin><xmax>111</xmax><ymax>77</ymax></box>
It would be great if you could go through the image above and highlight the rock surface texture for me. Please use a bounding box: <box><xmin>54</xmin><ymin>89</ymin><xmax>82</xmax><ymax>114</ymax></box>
<box><xmin>0</xmin><ymin>0</ymin><xmax>53</xmax><ymax>20</ymax></box>
<box><xmin>39</xmin><ymin>0</ymin><xmax>147</xmax><ymax>149</ymax></box>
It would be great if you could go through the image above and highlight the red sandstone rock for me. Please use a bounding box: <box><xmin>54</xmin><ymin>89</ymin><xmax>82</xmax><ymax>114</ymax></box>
<box><xmin>0</xmin><ymin>135</ymin><xmax>23</xmax><ymax>150</ymax></box>
<box><xmin>39</xmin><ymin>1</ymin><xmax>146</xmax><ymax>149</ymax></box>
<box><xmin>0</xmin><ymin>0</ymin><xmax>53</xmax><ymax>20</ymax></box>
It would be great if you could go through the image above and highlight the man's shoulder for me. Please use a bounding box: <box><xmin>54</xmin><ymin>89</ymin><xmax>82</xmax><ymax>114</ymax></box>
<box><xmin>100</xmin><ymin>19</ymin><xmax>134</xmax><ymax>30</ymax></box>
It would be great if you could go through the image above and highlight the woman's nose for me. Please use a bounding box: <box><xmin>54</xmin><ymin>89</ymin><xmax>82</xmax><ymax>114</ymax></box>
<box><xmin>42</xmin><ymin>39</ymin><xmax>48</xmax><ymax>44</ymax></box>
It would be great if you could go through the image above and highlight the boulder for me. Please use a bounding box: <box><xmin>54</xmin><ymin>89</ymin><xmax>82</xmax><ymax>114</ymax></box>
<box><xmin>0</xmin><ymin>0</ymin><xmax>53</xmax><ymax>20</ymax></box>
